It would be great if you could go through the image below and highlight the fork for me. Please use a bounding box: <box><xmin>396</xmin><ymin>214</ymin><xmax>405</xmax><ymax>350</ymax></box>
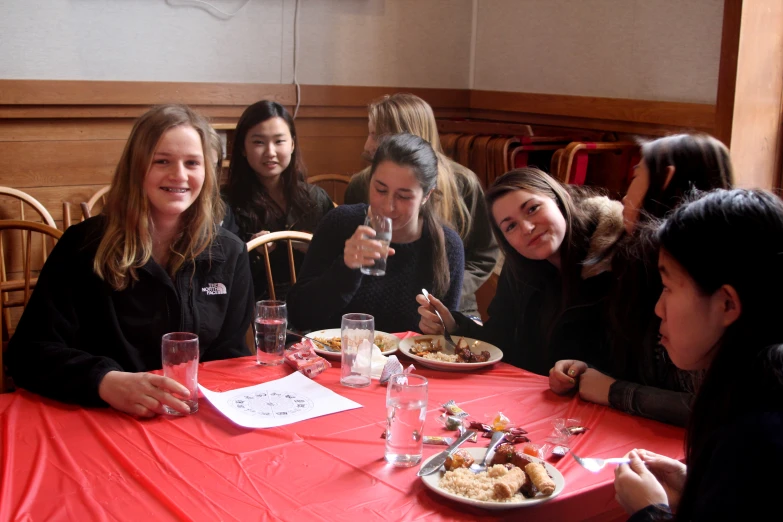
<box><xmin>571</xmin><ymin>452</ymin><xmax>630</xmax><ymax>473</ymax></box>
<box><xmin>421</xmin><ymin>288</ymin><xmax>457</xmax><ymax>351</ymax></box>
<box><xmin>469</xmin><ymin>430</ymin><xmax>506</xmax><ymax>474</ymax></box>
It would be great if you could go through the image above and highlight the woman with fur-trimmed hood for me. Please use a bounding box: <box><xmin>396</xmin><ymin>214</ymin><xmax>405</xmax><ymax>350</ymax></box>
<box><xmin>416</xmin><ymin>167</ymin><xmax>624</xmax><ymax>375</ymax></box>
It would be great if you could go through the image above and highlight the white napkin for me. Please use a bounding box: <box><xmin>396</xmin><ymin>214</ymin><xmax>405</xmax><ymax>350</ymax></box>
<box><xmin>370</xmin><ymin>345</ymin><xmax>389</xmax><ymax>379</ymax></box>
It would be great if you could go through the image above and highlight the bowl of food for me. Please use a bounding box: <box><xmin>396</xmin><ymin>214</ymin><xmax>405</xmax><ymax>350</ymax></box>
<box><xmin>398</xmin><ymin>335</ymin><xmax>503</xmax><ymax>371</ymax></box>
<box><xmin>305</xmin><ymin>329</ymin><xmax>400</xmax><ymax>360</ymax></box>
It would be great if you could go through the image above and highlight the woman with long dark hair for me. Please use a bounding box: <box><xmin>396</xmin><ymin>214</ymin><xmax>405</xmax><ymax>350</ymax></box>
<box><xmin>614</xmin><ymin>189</ymin><xmax>783</xmax><ymax>521</ymax></box>
<box><xmin>223</xmin><ymin>100</ymin><xmax>333</xmax><ymax>300</ymax></box>
<box><xmin>288</xmin><ymin>133</ymin><xmax>464</xmax><ymax>333</ymax></box>
<box><xmin>418</xmin><ymin>167</ymin><xmax>624</xmax><ymax>375</ymax></box>
<box><xmin>549</xmin><ymin>134</ymin><xmax>733</xmax><ymax>426</ymax></box>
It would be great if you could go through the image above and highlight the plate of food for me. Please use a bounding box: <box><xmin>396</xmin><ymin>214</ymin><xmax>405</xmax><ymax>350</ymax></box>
<box><xmin>304</xmin><ymin>329</ymin><xmax>400</xmax><ymax>359</ymax></box>
<box><xmin>398</xmin><ymin>335</ymin><xmax>502</xmax><ymax>371</ymax></box>
<box><xmin>419</xmin><ymin>446</ymin><xmax>565</xmax><ymax>510</ymax></box>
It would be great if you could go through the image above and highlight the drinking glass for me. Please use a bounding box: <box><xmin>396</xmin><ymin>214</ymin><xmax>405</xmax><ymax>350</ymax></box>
<box><xmin>255</xmin><ymin>300</ymin><xmax>287</xmax><ymax>366</ymax></box>
<box><xmin>385</xmin><ymin>373</ymin><xmax>428</xmax><ymax>466</ymax></box>
<box><xmin>361</xmin><ymin>213</ymin><xmax>393</xmax><ymax>276</ymax></box>
<box><xmin>340</xmin><ymin>313</ymin><xmax>374</xmax><ymax>387</ymax></box>
<box><xmin>161</xmin><ymin>332</ymin><xmax>200</xmax><ymax>415</ymax></box>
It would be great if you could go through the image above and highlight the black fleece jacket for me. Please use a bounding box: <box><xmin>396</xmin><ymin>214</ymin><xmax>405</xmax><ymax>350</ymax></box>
<box><xmin>7</xmin><ymin>216</ymin><xmax>254</xmax><ymax>406</ymax></box>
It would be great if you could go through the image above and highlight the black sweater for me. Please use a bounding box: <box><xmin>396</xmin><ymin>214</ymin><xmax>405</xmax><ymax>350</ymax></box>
<box><xmin>287</xmin><ymin>204</ymin><xmax>464</xmax><ymax>333</ymax></box>
<box><xmin>6</xmin><ymin>217</ymin><xmax>254</xmax><ymax>406</ymax></box>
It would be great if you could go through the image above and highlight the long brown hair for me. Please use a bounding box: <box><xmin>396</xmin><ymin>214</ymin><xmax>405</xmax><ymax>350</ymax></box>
<box><xmin>485</xmin><ymin>168</ymin><xmax>601</xmax><ymax>302</ymax></box>
<box><xmin>94</xmin><ymin>104</ymin><xmax>223</xmax><ymax>290</ymax></box>
<box><xmin>371</xmin><ymin>133</ymin><xmax>450</xmax><ymax>296</ymax></box>
<box><xmin>368</xmin><ymin>93</ymin><xmax>473</xmax><ymax>239</ymax></box>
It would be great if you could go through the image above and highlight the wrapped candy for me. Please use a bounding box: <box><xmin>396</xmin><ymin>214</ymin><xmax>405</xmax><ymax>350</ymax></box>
<box><xmin>442</xmin><ymin>400</ymin><xmax>469</xmax><ymax>418</ymax></box>
<box><xmin>284</xmin><ymin>339</ymin><xmax>330</xmax><ymax>378</ymax></box>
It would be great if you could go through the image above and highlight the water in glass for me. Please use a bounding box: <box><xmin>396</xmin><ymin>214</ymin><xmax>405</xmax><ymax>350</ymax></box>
<box><xmin>385</xmin><ymin>373</ymin><xmax>428</xmax><ymax>466</ymax></box>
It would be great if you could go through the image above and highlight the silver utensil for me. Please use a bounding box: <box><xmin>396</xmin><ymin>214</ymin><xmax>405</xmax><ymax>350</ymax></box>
<box><xmin>469</xmin><ymin>430</ymin><xmax>506</xmax><ymax>474</ymax></box>
<box><xmin>416</xmin><ymin>429</ymin><xmax>476</xmax><ymax>476</ymax></box>
<box><xmin>572</xmin><ymin>452</ymin><xmax>630</xmax><ymax>473</ymax></box>
<box><xmin>421</xmin><ymin>288</ymin><xmax>457</xmax><ymax>351</ymax></box>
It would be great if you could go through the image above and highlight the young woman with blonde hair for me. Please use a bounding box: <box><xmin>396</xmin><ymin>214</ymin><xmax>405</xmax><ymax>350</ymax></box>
<box><xmin>344</xmin><ymin>93</ymin><xmax>497</xmax><ymax>320</ymax></box>
<box><xmin>8</xmin><ymin>104</ymin><xmax>254</xmax><ymax>417</ymax></box>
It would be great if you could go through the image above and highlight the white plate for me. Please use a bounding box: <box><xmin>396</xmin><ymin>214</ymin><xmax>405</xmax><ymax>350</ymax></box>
<box><xmin>398</xmin><ymin>335</ymin><xmax>503</xmax><ymax>371</ymax></box>
<box><xmin>420</xmin><ymin>448</ymin><xmax>565</xmax><ymax>510</ymax></box>
<box><xmin>304</xmin><ymin>328</ymin><xmax>400</xmax><ymax>360</ymax></box>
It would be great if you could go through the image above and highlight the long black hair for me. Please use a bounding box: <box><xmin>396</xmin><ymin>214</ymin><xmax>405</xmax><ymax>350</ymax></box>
<box><xmin>370</xmin><ymin>133</ymin><xmax>450</xmax><ymax>296</ymax></box>
<box><xmin>656</xmin><ymin>189</ymin><xmax>783</xmax><ymax>520</ymax></box>
<box><xmin>223</xmin><ymin>100</ymin><xmax>313</xmax><ymax>234</ymax></box>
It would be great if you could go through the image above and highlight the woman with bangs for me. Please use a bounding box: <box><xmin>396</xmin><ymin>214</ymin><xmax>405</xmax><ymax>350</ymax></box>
<box><xmin>7</xmin><ymin>104</ymin><xmax>254</xmax><ymax>417</ymax></box>
<box><xmin>222</xmin><ymin>100</ymin><xmax>333</xmax><ymax>301</ymax></box>
<box><xmin>418</xmin><ymin>167</ymin><xmax>624</xmax><ymax>375</ymax></box>
<box><xmin>549</xmin><ymin>134</ymin><xmax>733</xmax><ymax>427</ymax></box>
<box><xmin>344</xmin><ymin>93</ymin><xmax>497</xmax><ymax>321</ymax></box>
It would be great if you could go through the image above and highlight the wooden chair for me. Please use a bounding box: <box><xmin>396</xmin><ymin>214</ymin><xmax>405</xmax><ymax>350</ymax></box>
<box><xmin>81</xmin><ymin>185</ymin><xmax>110</xmax><ymax>220</ymax></box>
<box><xmin>0</xmin><ymin>187</ymin><xmax>56</xmax><ymax>228</ymax></box>
<box><xmin>555</xmin><ymin>142</ymin><xmax>639</xmax><ymax>189</ymax></box>
<box><xmin>0</xmin><ymin>220</ymin><xmax>63</xmax><ymax>392</ymax></box>
<box><xmin>307</xmin><ymin>174</ymin><xmax>351</xmax><ymax>206</ymax></box>
<box><xmin>246</xmin><ymin>230</ymin><xmax>314</xmax><ymax>301</ymax></box>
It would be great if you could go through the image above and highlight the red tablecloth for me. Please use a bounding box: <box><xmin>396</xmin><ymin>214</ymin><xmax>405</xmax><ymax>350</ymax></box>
<box><xmin>0</xmin><ymin>333</ymin><xmax>685</xmax><ymax>522</ymax></box>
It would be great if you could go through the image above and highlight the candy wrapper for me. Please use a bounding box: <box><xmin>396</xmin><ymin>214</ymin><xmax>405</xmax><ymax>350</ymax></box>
<box><xmin>380</xmin><ymin>357</ymin><xmax>416</xmax><ymax>385</ymax></box>
<box><xmin>442</xmin><ymin>400</ymin><xmax>469</xmax><ymax>418</ymax></box>
<box><xmin>380</xmin><ymin>432</ymin><xmax>453</xmax><ymax>445</ymax></box>
<box><xmin>467</xmin><ymin>420</ymin><xmax>530</xmax><ymax>444</ymax></box>
<box><xmin>544</xmin><ymin>418</ymin><xmax>587</xmax><ymax>446</ymax></box>
<box><xmin>284</xmin><ymin>339</ymin><xmax>331</xmax><ymax>378</ymax></box>
<box><xmin>550</xmin><ymin>445</ymin><xmax>570</xmax><ymax>459</ymax></box>
<box><xmin>436</xmin><ymin>412</ymin><xmax>466</xmax><ymax>431</ymax></box>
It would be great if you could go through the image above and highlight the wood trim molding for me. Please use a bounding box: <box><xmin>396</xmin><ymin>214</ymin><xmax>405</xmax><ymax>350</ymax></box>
<box><xmin>0</xmin><ymin>79</ymin><xmax>294</xmax><ymax>106</ymax></box>
<box><xmin>469</xmin><ymin>90</ymin><xmax>715</xmax><ymax>131</ymax></box>
<box><xmin>715</xmin><ymin>0</ymin><xmax>743</xmax><ymax>145</ymax></box>
<box><xmin>0</xmin><ymin>80</ymin><xmax>716</xmax><ymax>135</ymax></box>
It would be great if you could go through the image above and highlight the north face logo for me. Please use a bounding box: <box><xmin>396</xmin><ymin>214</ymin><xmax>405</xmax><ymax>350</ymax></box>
<box><xmin>202</xmin><ymin>283</ymin><xmax>227</xmax><ymax>295</ymax></box>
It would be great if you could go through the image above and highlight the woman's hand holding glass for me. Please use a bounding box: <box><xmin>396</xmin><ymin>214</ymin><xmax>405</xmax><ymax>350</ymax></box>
<box><xmin>614</xmin><ymin>450</ymin><xmax>670</xmax><ymax>515</ymax></box>
<box><xmin>98</xmin><ymin>370</ymin><xmax>192</xmax><ymax>418</ymax></box>
<box><xmin>343</xmin><ymin>225</ymin><xmax>395</xmax><ymax>270</ymax></box>
<box><xmin>416</xmin><ymin>292</ymin><xmax>456</xmax><ymax>334</ymax></box>
<box><xmin>549</xmin><ymin>359</ymin><xmax>588</xmax><ymax>395</ymax></box>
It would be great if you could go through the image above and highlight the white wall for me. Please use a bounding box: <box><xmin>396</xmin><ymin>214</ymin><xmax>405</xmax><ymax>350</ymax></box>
<box><xmin>473</xmin><ymin>0</ymin><xmax>725</xmax><ymax>103</ymax></box>
<box><xmin>0</xmin><ymin>0</ymin><xmax>723</xmax><ymax>101</ymax></box>
<box><xmin>0</xmin><ymin>0</ymin><xmax>473</xmax><ymax>88</ymax></box>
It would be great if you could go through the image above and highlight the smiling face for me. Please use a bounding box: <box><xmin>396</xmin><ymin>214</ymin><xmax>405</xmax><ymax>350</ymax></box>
<box><xmin>243</xmin><ymin>116</ymin><xmax>294</xmax><ymax>183</ymax></box>
<box><xmin>368</xmin><ymin>161</ymin><xmax>426</xmax><ymax>240</ymax></box>
<box><xmin>491</xmin><ymin>188</ymin><xmax>567</xmax><ymax>264</ymax></box>
<box><xmin>655</xmin><ymin>249</ymin><xmax>730</xmax><ymax>370</ymax></box>
<box><xmin>143</xmin><ymin>125</ymin><xmax>205</xmax><ymax>227</ymax></box>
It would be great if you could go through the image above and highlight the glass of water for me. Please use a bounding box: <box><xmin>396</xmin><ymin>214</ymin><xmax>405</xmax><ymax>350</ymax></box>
<box><xmin>385</xmin><ymin>373</ymin><xmax>428</xmax><ymax>467</ymax></box>
<box><xmin>161</xmin><ymin>332</ymin><xmax>200</xmax><ymax>415</ymax></box>
<box><xmin>255</xmin><ymin>300</ymin><xmax>287</xmax><ymax>366</ymax></box>
<box><xmin>340</xmin><ymin>313</ymin><xmax>374</xmax><ymax>388</ymax></box>
<box><xmin>361</xmin><ymin>213</ymin><xmax>393</xmax><ymax>276</ymax></box>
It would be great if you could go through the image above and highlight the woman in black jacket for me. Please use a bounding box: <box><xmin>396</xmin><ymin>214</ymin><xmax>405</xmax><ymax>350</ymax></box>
<box><xmin>222</xmin><ymin>100</ymin><xmax>333</xmax><ymax>301</ymax></box>
<box><xmin>614</xmin><ymin>189</ymin><xmax>783</xmax><ymax>521</ymax></box>
<box><xmin>7</xmin><ymin>104</ymin><xmax>254</xmax><ymax>417</ymax></box>
<box><xmin>417</xmin><ymin>167</ymin><xmax>624</xmax><ymax>375</ymax></box>
<box><xmin>550</xmin><ymin>133</ymin><xmax>734</xmax><ymax>427</ymax></box>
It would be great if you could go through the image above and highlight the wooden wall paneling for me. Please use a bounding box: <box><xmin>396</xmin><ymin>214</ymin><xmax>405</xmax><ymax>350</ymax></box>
<box><xmin>726</xmin><ymin>0</ymin><xmax>783</xmax><ymax>189</ymax></box>
<box><xmin>715</xmin><ymin>0</ymin><xmax>744</xmax><ymax>145</ymax></box>
<box><xmin>2</xmin><ymin>140</ymin><xmax>122</xmax><ymax>188</ymax></box>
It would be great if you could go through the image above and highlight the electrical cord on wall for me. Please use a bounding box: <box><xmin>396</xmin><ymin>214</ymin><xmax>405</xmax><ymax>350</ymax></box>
<box><xmin>292</xmin><ymin>0</ymin><xmax>301</xmax><ymax>118</ymax></box>
<box><xmin>165</xmin><ymin>0</ymin><xmax>252</xmax><ymax>20</ymax></box>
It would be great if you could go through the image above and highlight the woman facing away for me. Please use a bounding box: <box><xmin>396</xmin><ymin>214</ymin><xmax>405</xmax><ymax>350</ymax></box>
<box><xmin>613</xmin><ymin>189</ymin><xmax>783</xmax><ymax>521</ymax></box>
<box><xmin>287</xmin><ymin>133</ymin><xmax>464</xmax><ymax>334</ymax></box>
<box><xmin>222</xmin><ymin>100</ymin><xmax>333</xmax><ymax>301</ymax></box>
<box><xmin>7</xmin><ymin>104</ymin><xmax>254</xmax><ymax>416</ymax></box>
<box><xmin>418</xmin><ymin>167</ymin><xmax>625</xmax><ymax>375</ymax></box>
<box><xmin>550</xmin><ymin>133</ymin><xmax>734</xmax><ymax>427</ymax></box>
<box><xmin>344</xmin><ymin>93</ymin><xmax>498</xmax><ymax>321</ymax></box>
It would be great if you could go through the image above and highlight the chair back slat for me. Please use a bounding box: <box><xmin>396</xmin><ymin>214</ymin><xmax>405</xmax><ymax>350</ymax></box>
<box><xmin>246</xmin><ymin>230</ymin><xmax>314</xmax><ymax>303</ymax></box>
